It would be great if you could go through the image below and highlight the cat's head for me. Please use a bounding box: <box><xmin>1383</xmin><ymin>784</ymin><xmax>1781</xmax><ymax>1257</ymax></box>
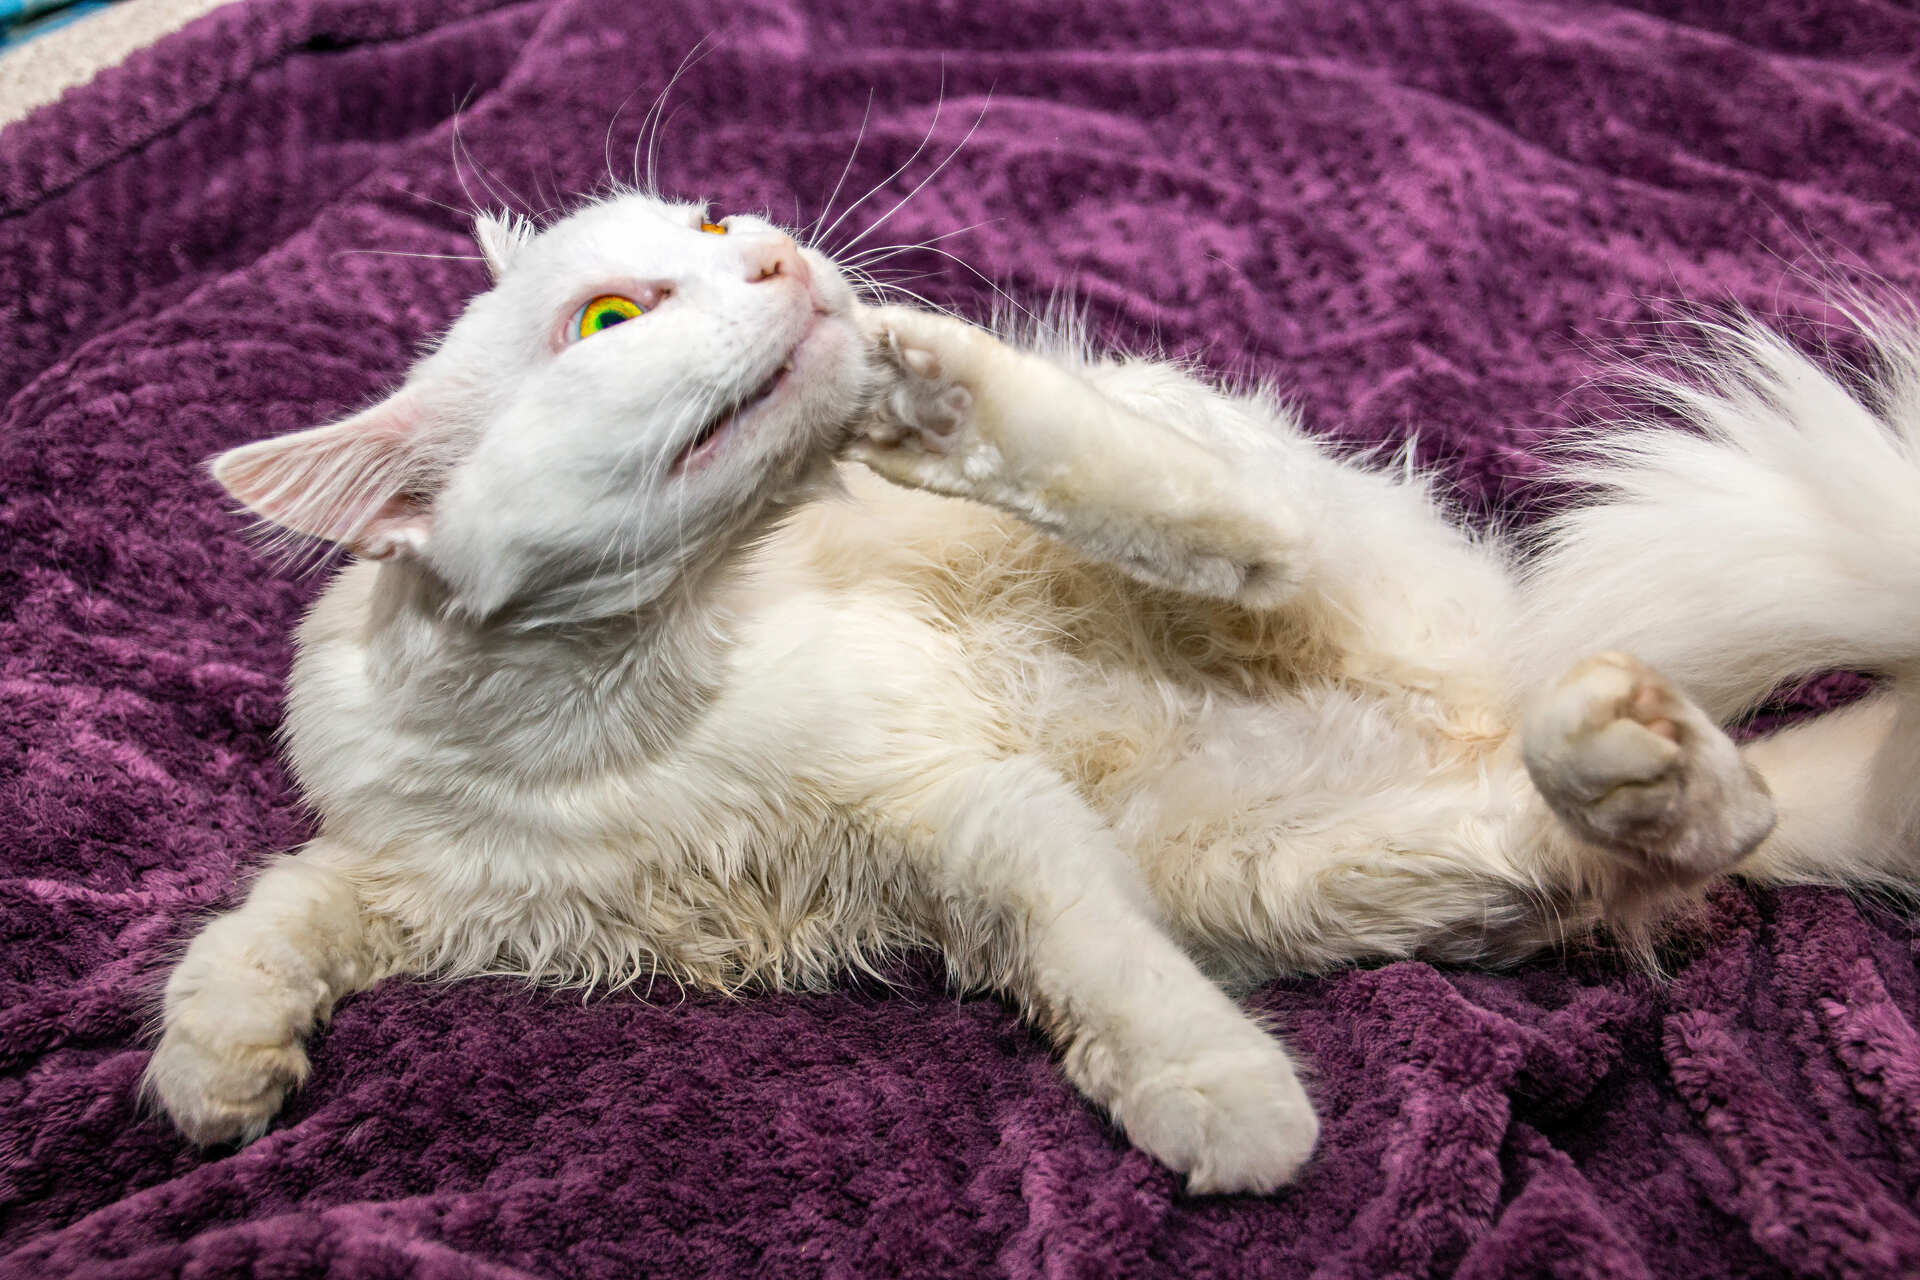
<box><xmin>213</xmin><ymin>194</ymin><xmax>874</xmax><ymax>623</ymax></box>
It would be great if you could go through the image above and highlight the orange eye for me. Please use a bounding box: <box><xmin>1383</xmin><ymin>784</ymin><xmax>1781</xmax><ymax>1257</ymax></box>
<box><xmin>700</xmin><ymin>220</ymin><xmax>727</xmax><ymax>235</ymax></box>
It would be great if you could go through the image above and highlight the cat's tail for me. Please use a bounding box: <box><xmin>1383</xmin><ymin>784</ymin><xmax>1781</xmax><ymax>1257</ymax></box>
<box><xmin>1515</xmin><ymin>307</ymin><xmax>1920</xmax><ymax>885</ymax></box>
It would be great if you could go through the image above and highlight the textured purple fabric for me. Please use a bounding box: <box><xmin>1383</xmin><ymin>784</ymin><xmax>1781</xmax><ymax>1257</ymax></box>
<box><xmin>6</xmin><ymin>1</ymin><xmax>1920</xmax><ymax>1275</ymax></box>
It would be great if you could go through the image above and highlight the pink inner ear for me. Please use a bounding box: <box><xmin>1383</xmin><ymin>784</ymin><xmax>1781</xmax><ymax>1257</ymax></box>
<box><xmin>212</xmin><ymin>394</ymin><xmax>433</xmax><ymax>555</ymax></box>
<box><xmin>354</xmin><ymin>492</ymin><xmax>433</xmax><ymax>560</ymax></box>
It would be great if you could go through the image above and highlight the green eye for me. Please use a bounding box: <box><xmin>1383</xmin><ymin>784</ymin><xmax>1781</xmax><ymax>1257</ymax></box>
<box><xmin>573</xmin><ymin>294</ymin><xmax>644</xmax><ymax>340</ymax></box>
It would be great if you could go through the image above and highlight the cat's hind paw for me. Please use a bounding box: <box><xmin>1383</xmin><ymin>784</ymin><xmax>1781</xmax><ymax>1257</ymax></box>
<box><xmin>1523</xmin><ymin>651</ymin><xmax>1775</xmax><ymax>878</ymax></box>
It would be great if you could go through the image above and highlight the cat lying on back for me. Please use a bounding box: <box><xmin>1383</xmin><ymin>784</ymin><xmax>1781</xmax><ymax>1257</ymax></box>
<box><xmin>146</xmin><ymin>193</ymin><xmax>1920</xmax><ymax>1192</ymax></box>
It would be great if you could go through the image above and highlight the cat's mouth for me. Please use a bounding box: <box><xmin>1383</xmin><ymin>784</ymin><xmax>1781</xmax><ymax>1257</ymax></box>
<box><xmin>673</xmin><ymin>353</ymin><xmax>799</xmax><ymax>475</ymax></box>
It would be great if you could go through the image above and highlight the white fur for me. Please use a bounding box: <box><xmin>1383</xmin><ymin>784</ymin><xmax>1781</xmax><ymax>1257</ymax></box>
<box><xmin>145</xmin><ymin>195</ymin><xmax>1920</xmax><ymax>1194</ymax></box>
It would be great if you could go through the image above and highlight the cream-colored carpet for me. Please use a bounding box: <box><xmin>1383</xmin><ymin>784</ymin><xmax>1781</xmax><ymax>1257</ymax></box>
<box><xmin>0</xmin><ymin>0</ymin><xmax>237</xmax><ymax>129</ymax></box>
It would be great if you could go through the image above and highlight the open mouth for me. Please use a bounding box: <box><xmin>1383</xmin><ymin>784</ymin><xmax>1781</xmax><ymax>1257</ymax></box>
<box><xmin>672</xmin><ymin>353</ymin><xmax>798</xmax><ymax>475</ymax></box>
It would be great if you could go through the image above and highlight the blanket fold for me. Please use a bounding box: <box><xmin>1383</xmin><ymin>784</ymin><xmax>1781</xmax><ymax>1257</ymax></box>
<box><xmin>5</xmin><ymin>1</ymin><xmax>1920</xmax><ymax>1275</ymax></box>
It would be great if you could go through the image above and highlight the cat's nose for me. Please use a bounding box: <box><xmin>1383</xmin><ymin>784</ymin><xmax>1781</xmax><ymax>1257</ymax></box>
<box><xmin>744</xmin><ymin>235</ymin><xmax>811</xmax><ymax>289</ymax></box>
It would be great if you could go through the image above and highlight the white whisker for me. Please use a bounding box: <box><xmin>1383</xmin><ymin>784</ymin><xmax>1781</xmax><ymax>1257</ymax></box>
<box><xmin>832</xmin><ymin>91</ymin><xmax>991</xmax><ymax>259</ymax></box>
<box><xmin>839</xmin><ymin>217</ymin><xmax>1001</xmax><ymax>268</ymax></box>
<box><xmin>640</xmin><ymin>36</ymin><xmax>717</xmax><ymax>197</ymax></box>
<box><xmin>806</xmin><ymin>88</ymin><xmax>876</xmax><ymax>245</ymax></box>
<box><xmin>813</xmin><ymin>66</ymin><xmax>949</xmax><ymax>252</ymax></box>
<box><xmin>332</xmin><ymin>250</ymin><xmax>488</xmax><ymax>263</ymax></box>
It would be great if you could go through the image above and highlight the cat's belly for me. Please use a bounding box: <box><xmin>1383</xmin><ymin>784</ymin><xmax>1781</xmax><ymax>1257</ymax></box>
<box><xmin>1031</xmin><ymin>670</ymin><xmax>1507</xmax><ymax>850</ymax></box>
<box><xmin>1023</xmin><ymin>662</ymin><xmax>1540</xmax><ymax>977</ymax></box>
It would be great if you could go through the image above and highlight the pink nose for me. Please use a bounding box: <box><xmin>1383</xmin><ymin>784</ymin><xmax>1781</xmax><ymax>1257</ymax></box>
<box><xmin>744</xmin><ymin>235</ymin><xmax>811</xmax><ymax>288</ymax></box>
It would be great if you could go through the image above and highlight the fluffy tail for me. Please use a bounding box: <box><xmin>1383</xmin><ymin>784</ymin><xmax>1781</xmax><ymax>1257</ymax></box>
<box><xmin>1518</xmin><ymin>315</ymin><xmax>1920</xmax><ymax>719</ymax></box>
<box><xmin>1516</xmin><ymin>311</ymin><xmax>1920</xmax><ymax>886</ymax></box>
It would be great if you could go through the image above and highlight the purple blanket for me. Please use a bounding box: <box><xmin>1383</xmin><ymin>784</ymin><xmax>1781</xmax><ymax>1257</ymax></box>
<box><xmin>7</xmin><ymin>1</ymin><xmax>1920</xmax><ymax>1275</ymax></box>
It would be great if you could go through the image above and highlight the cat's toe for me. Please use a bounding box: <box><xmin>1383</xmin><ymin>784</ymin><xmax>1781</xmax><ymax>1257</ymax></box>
<box><xmin>852</xmin><ymin>309</ymin><xmax>997</xmax><ymax>483</ymax></box>
<box><xmin>1118</xmin><ymin>1044</ymin><xmax>1319</xmax><ymax>1194</ymax></box>
<box><xmin>144</xmin><ymin>1018</ymin><xmax>308</xmax><ymax>1146</ymax></box>
<box><xmin>873</xmin><ymin>378</ymin><xmax>972</xmax><ymax>453</ymax></box>
<box><xmin>1524</xmin><ymin>652</ymin><xmax>1775</xmax><ymax>877</ymax></box>
<box><xmin>883</xmin><ymin>327</ymin><xmax>943</xmax><ymax>382</ymax></box>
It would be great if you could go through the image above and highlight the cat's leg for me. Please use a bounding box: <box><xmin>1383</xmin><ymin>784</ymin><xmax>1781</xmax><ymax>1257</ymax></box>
<box><xmin>1123</xmin><ymin>655</ymin><xmax>1772</xmax><ymax>981</ymax></box>
<box><xmin>880</xmin><ymin>753</ymin><xmax>1319</xmax><ymax>1193</ymax></box>
<box><xmin>1521</xmin><ymin>651</ymin><xmax>1776</xmax><ymax>888</ymax></box>
<box><xmin>1706</xmin><ymin>681</ymin><xmax>1920</xmax><ymax>890</ymax></box>
<box><xmin>144</xmin><ymin>841</ymin><xmax>400</xmax><ymax>1145</ymax></box>
<box><xmin>849</xmin><ymin>307</ymin><xmax>1310</xmax><ymax>608</ymax></box>
<box><xmin>1140</xmin><ymin>658</ymin><xmax>1776</xmax><ymax>979</ymax></box>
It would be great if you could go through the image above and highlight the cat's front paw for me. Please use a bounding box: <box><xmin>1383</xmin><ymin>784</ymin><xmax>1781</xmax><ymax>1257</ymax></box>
<box><xmin>1115</xmin><ymin>1043</ymin><xmax>1320</xmax><ymax>1194</ymax></box>
<box><xmin>848</xmin><ymin>307</ymin><xmax>1006</xmax><ymax>497</ymax></box>
<box><xmin>144</xmin><ymin>995</ymin><xmax>310</xmax><ymax>1146</ymax></box>
<box><xmin>862</xmin><ymin>311</ymin><xmax>978</xmax><ymax>452</ymax></box>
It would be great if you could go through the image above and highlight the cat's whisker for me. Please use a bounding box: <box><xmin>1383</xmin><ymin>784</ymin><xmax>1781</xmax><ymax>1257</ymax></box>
<box><xmin>806</xmin><ymin>88</ymin><xmax>876</xmax><ymax>246</ymax></box>
<box><xmin>331</xmin><ymin>250</ymin><xmax>489</xmax><ymax>264</ymax></box>
<box><xmin>384</xmin><ymin>179</ymin><xmax>487</xmax><ymax>224</ymax></box>
<box><xmin>446</xmin><ymin>94</ymin><xmax>488</xmax><ymax>224</ymax></box>
<box><xmin>880</xmin><ymin>242</ymin><xmax>1042</xmax><ymax>328</ymax></box>
<box><xmin>835</xmin><ymin>263</ymin><xmax>902</xmax><ymax>304</ymax></box>
<box><xmin>843</xmin><ymin>240</ymin><xmax>1038</xmax><ymax>331</ymax></box>
<box><xmin>823</xmin><ymin>182</ymin><xmax>1036</xmax><ymax>331</ymax></box>
<box><xmin>846</xmin><ymin>276</ymin><xmax>959</xmax><ymax>319</ymax></box>
<box><xmin>838</xmin><ymin>217</ymin><xmax>1000</xmax><ymax>268</ymax></box>
<box><xmin>590</xmin><ymin>371</ymin><xmax>709</xmax><ymax>591</ymax></box>
<box><xmin>603</xmin><ymin>86</ymin><xmax>649</xmax><ymax>197</ymax></box>
<box><xmin>852</xmin><ymin>269</ymin><xmax>944</xmax><ymax>290</ymax></box>
<box><xmin>529</xmin><ymin>151</ymin><xmax>564</xmax><ymax>226</ymax></box>
<box><xmin>639</xmin><ymin>36</ymin><xmax>716</xmax><ymax>197</ymax></box>
<box><xmin>830</xmin><ymin>91</ymin><xmax>990</xmax><ymax>260</ymax></box>
<box><xmin>812</xmin><ymin>66</ymin><xmax>948</xmax><ymax>253</ymax></box>
<box><xmin>451</xmin><ymin>110</ymin><xmax>533</xmax><ymax>221</ymax></box>
<box><xmin>646</xmin><ymin>105</ymin><xmax>696</xmax><ymax>200</ymax></box>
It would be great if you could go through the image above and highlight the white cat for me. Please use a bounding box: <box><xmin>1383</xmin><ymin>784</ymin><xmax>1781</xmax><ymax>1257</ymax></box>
<box><xmin>145</xmin><ymin>193</ymin><xmax>1920</xmax><ymax>1193</ymax></box>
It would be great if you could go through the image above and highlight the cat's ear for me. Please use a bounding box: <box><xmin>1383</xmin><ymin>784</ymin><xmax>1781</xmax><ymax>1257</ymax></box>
<box><xmin>211</xmin><ymin>389</ymin><xmax>437</xmax><ymax>561</ymax></box>
<box><xmin>473</xmin><ymin>210</ymin><xmax>533</xmax><ymax>281</ymax></box>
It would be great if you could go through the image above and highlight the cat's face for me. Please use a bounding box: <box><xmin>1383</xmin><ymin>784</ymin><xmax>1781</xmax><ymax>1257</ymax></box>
<box><xmin>212</xmin><ymin>193</ymin><xmax>874</xmax><ymax>620</ymax></box>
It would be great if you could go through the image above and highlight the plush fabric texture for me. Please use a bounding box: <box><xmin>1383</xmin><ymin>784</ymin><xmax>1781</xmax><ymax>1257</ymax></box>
<box><xmin>6</xmin><ymin>1</ymin><xmax>1920</xmax><ymax>1275</ymax></box>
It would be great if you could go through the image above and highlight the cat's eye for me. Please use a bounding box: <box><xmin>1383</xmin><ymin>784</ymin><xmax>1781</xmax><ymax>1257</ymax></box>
<box><xmin>700</xmin><ymin>220</ymin><xmax>727</xmax><ymax>235</ymax></box>
<box><xmin>572</xmin><ymin>294</ymin><xmax>644</xmax><ymax>340</ymax></box>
